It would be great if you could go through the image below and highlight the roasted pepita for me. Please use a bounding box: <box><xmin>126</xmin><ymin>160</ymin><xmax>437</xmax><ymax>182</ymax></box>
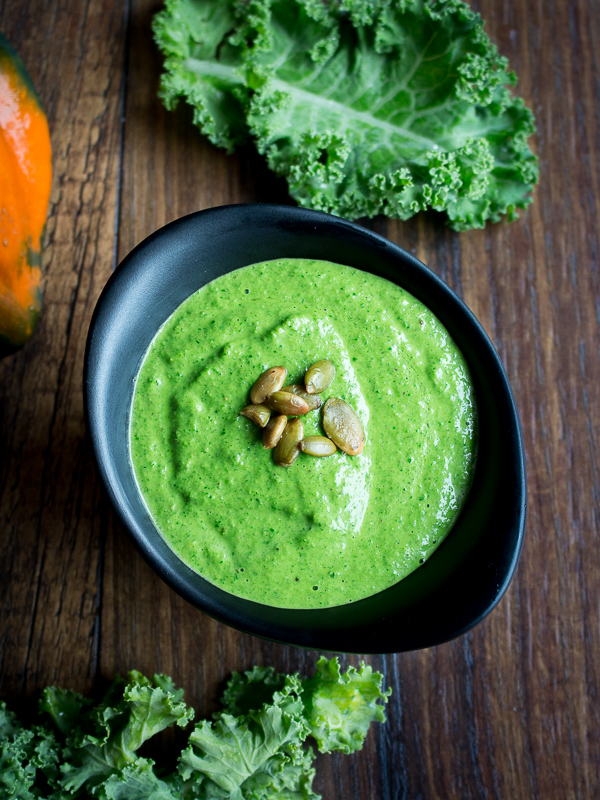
<box><xmin>305</xmin><ymin>359</ymin><xmax>335</xmax><ymax>394</ymax></box>
<box><xmin>262</xmin><ymin>414</ymin><xmax>287</xmax><ymax>449</ymax></box>
<box><xmin>265</xmin><ymin>391</ymin><xmax>310</xmax><ymax>416</ymax></box>
<box><xmin>250</xmin><ymin>366</ymin><xmax>287</xmax><ymax>404</ymax></box>
<box><xmin>281</xmin><ymin>384</ymin><xmax>322</xmax><ymax>411</ymax></box>
<box><xmin>273</xmin><ymin>418</ymin><xmax>304</xmax><ymax>466</ymax></box>
<box><xmin>240</xmin><ymin>404</ymin><xmax>271</xmax><ymax>428</ymax></box>
<box><xmin>322</xmin><ymin>397</ymin><xmax>364</xmax><ymax>455</ymax></box>
<box><xmin>300</xmin><ymin>436</ymin><xmax>337</xmax><ymax>457</ymax></box>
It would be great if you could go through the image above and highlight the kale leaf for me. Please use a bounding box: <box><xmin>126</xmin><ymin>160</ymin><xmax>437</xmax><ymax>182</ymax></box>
<box><xmin>301</xmin><ymin>657</ymin><xmax>391</xmax><ymax>754</ymax></box>
<box><xmin>153</xmin><ymin>0</ymin><xmax>538</xmax><ymax>230</ymax></box>
<box><xmin>0</xmin><ymin>657</ymin><xmax>389</xmax><ymax>800</ymax></box>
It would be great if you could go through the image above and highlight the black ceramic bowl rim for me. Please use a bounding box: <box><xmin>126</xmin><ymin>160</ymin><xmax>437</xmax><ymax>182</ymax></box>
<box><xmin>84</xmin><ymin>203</ymin><xmax>526</xmax><ymax>654</ymax></box>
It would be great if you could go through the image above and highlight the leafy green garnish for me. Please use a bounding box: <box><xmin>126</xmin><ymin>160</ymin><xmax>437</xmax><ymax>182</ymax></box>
<box><xmin>0</xmin><ymin>657</ymin><xmax>389</xmax><ymax>799</ymax></box>
<box><xmin>153</xmin><ymin>0</ymin><xmax>537</xmax><ymax>230</ymax></box>
<box><xmin>302</xmin><ymin>657</ymin><xmax>391</xmax><ymax>754</ymax></box>
<box><xmin>0</xmin><ymin>703</ymin><xmax>62</xmax><ymax>799</ymax></box>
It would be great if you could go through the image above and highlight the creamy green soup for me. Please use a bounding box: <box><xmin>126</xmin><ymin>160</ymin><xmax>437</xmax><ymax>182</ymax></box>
<box><xmin>130</xmin><ymin>259</ymin><xmax>477</xmax><ymax>609</ymax></box>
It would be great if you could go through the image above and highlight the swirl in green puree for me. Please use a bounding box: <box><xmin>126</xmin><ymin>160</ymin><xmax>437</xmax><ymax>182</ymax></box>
<box><xmin>130</xmin><ymin>259</ymin><xmax>477</xmax><ymax>609</ymax></box>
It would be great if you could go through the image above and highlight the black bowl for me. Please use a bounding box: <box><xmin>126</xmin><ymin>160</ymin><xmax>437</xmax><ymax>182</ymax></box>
<box><xmin>84</xmin><ymin>204</ymin><xmax>526</xmax><ymax>654</ymax></box>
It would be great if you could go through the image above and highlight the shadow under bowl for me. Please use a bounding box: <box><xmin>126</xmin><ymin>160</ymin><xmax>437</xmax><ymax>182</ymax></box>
<box><xmin>84</xmin><ymin>204</ymin><xmax>526</xmax><ymax>654</ymax></box>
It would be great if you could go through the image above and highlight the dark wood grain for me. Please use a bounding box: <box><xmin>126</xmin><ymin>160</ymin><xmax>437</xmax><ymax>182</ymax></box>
<box><xmin>1</xmin><ymin>0</ymin><xmax>599</xmax><ymax>797</ymax></box>
<box><xmin>0</xmin><ymin>0</ymin><xmax>127</xmax><ymax>695</ymax></box>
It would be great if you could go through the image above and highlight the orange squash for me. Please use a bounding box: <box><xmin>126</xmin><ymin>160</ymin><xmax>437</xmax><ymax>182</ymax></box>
<box><xmin>0</xmin><ymin>32</ymin><xmax>51</xmax><ymax>356</ymax></box>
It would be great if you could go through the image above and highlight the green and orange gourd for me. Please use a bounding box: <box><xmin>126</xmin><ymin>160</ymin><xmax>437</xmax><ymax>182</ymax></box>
<box><xmin>0</xmin><ymin>32</ymin><xmax>51</xmax><ymax>356</ymax></box>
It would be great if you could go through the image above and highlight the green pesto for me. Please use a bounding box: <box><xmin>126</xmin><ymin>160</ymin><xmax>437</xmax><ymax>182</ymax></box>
<box><xmin>130</xmin><ymin>259</ymin><xmax>477</xmax><ymax>609</ymax></box>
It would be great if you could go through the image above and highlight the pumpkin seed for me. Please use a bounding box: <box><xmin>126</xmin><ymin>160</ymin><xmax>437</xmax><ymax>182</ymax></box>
<box><xmin>239</xmin><ymin>404</ymin><xmax>271</xmax><ymax>428</ymax></box>
<box><xmin>250</xmin><ymin>366</ymin><xmax>287</xmax><ymax>404</ymax></box>
<box><xmin>305</xmin><ymin>359</ymin><xmax>335</xmax><ymax>394</ymax></box>
<box><xmin>300</xmin><ymin>436</ymin><xmax>337</xmax><ymax>457</ymax></box>
<box><xmin>273</xmin><ymin>418</ymin><xmax>304</xmax><ymax>466</ymax></box>
<box><xmin>262</xmin><ymin>414</ymin><xmax>287</xmax><ymax>449</ymax></box>
<box><xmin>265</xmin><ymin>391</ymin><xmax>310</xmax><ymax>416</ymax></box>
<box><xmin>281</xmin><ymin>384</ymin><xmax>322</xmax><ymax>411</ymax></box>
<box><xmin>322</xmin><ymin>397</ymin><xmax>364</xmax><ymax>455</ymax></box>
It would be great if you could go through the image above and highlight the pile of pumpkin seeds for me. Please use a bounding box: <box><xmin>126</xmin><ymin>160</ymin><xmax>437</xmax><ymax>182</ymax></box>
<box><xmin>239</xmin><ymin>360</ymin><xmax>364</xmax><ymax>467</ymax></box>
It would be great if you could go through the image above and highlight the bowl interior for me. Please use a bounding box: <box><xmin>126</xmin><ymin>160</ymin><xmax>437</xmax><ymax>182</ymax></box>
<box><xmin>85</xmin><ymin>204</ymin><xmax>526</xmax><ymax>654</ymax></box>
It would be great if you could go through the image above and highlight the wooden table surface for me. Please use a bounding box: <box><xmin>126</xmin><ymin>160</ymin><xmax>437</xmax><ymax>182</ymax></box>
<box><xmin>1</xmin><ymin>1</ymin><xmax>599</xmax><ymax>797</ymax></box>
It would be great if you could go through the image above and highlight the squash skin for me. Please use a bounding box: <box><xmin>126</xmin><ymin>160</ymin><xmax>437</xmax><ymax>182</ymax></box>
<box><xmin>0</xmin><ymin>32</ymin><xmax>51</xmax><ymax>356</ymax></box>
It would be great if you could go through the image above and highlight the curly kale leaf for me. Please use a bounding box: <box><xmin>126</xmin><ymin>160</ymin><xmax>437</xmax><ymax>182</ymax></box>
<box><xmin>0</xmin><ymin>702</ymin><xmax>63</xmax><ymax>799</ymax></box>
<box><xmin>219</xmin><ymin>667</ymin><xmax>301</xmax><ymax>719</ymax></box>
<box><xmin>301</xmin><ymin>657</ymin><xmax>391</xmax><ymax>754</ymax></box>
<box><xmin>179</xmin><ymin>670</ymin><xmax>311</xmax><ymax>799</ymax></box>
<box><xmin>41</xmin><ymin>671</ymin><xmax>193</xmax><ymax>798</ymax></box>
<box><xmin>1</xmin><ymin>658</ymin><xmax>389</xmax><ymax>800</ymax></box>
<box><xmin>154</xmin><ymin>0</ymin><xmax>537</xmax><ymax>229</ymax></box>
